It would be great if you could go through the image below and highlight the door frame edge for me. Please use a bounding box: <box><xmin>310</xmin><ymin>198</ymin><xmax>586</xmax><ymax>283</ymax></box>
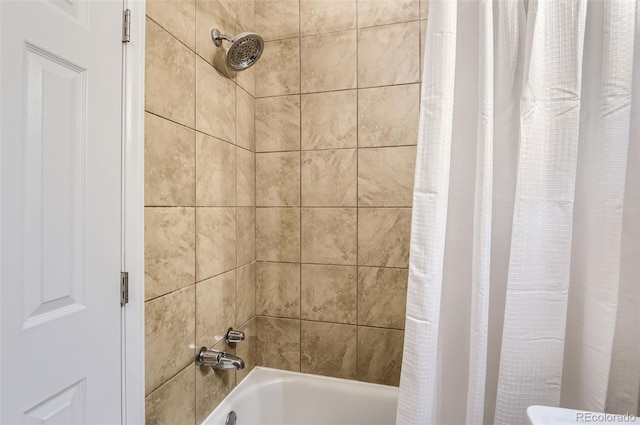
<box><xmin>122</xmin><ymin>1</ymin><xmax>146</xmax><ymax>424</ymax></box>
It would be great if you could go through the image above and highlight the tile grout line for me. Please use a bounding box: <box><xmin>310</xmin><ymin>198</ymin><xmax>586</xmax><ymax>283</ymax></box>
<box><xmin>253</xmin><ymin>143</ymin><xmax>418</xmax><ymax>154</ymax></box>
<box><xmin>146</xmin><ymin>361</ymin><xmax>194</xmax><ymax>400</ymax></box>
<box><xmin>191</xmin><ymin>3</ymin><xmax>198</xmax><ymax>419</ymax></box>
<box><xmin>254</xmin><ymin>314</ymin><xmax>405</xmax><ymax>333</ymax></box>
<box><xmin>355</xmin><ymin>0</ymin><xmax>360</xmax><ymax>381</ymax></box>
<box><xmin>252</xmin><ymin>206</ymin><xmax>412</xmax><ymax>210</ymax></box>
<box><xmin>235</xmin><ymin>71</ymin><xmax>240</xmax><ymax>351</ymax></box>
<box><xmin>254</xmin><ymin>81</ymin><xmax>422</xmax><ymax>100</ymax></box>
<box><xmin>250</xmin><ymin>26</ymin><xmax>257</xmax><ymax>349</ymax></box>
<box><xmin>146</xmin><ymin>15</ymin><xmax>193</xmax><ymax>54</ymax></box>
<box><xmin>251</xmin><ymin>259</ymin><xmax>409</xmax><ymax>269</ymax></box>
<box><xmin>261</xmin><ymin>17</ymin><xmax>422</xmax><ymax>44</ymax></box>
<box><xmin>253</xmin><ymin>79</ymin><xmax>258</xmax><ymax>369</ymax></box>
<box><xmin>146</xmin><ymin>262</ymin><xmax>255</xmax><ymax>303</ymax></box>
<box><xmin>251</xmin><ymin>0</ymin><xmax>258</xmax><ymax>374</ymax></box>
<box><xmin>298</xmin><ymin>0</ymin><xmax>303</xmax><ymax>373</ymax></box>
<box><xmin>144</xmin><ymin>110</ymin><xmax>255</xmax><ymax>154</ymax></box>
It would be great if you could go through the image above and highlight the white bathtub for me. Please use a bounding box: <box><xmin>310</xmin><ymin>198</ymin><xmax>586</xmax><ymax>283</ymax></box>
<box><xmin>203</xmin><ymin>367</ymin><xmax>399</xmax><ymax>425</ymax></box>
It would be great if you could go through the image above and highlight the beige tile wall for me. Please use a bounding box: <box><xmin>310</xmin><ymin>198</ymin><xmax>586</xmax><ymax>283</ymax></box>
<box><xmin>252</xmin><ymin>0</ymin><xmax>427</xmax><ymax>386</ymax></box>
<box><xmin>144</xmin><ymin>0</ymin><xmax>427</xmax><ymax>421</ymax></box>
<box><xmin>144</xmin><ymin>0</ymin><xmax>257</xmax><ymax>423</ymax></box>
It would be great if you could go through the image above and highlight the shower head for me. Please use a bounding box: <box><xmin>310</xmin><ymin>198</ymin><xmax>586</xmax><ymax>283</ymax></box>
<box><xmin>211</xmin><ymin>29</ymin><xmax>264</xmax><ymax>71</ymax></box>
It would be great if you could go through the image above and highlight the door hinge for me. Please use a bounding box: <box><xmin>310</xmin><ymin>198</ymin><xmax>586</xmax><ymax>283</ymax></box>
<box><xmin>120</xmin><ymin>272</ymin><xmax>129</xmax><ymax>306</ymax></box>
<box><xmin>122</xmin><ymin>9</ymin><xmax>131</xmax><ymax>43</ymax></box>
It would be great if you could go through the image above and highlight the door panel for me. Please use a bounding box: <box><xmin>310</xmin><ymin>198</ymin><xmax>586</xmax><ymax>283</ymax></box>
<box><xmin>1</xmin><ymin>1</ymin><xmax>124</xmax><ymax>423</ymax></box>
<box><xmin>23</xmin><ymin>380</ymin><xmax>86</xmax><ymax>425</ymax></box>
<box><xmin>23</xmin><ymin>43</ymin><xmax>87</xmax><ymax>329</ymax></box>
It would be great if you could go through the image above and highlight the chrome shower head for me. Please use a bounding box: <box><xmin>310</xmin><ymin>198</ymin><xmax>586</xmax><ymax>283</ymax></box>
<box><xmin>211</xmin><ymin>29</ymin><xmax>264</xmax><ymax>71</ymax></box>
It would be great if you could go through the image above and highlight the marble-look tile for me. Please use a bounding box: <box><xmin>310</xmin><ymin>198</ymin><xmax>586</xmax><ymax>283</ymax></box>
<box><xmin>236</xmin><ymin>51</ymin><xmax>256</xmax><ymax>96</ymax></box>
<box><xmin>196</xmin><ymin>207</ymin><xmax>237</xmax><ymax>279</ymax></box>
<box><xmin>358</xmin><ymin>267</ymin><xmax>408</xmax><ymax>328</ymax></box>
<box><xmin>357</xmin><ymin>327</ymin><xmax>404</xmax><ymax>385</ymax></box>
<box><xmin>255</xmin><ymin>95</ymin><xmax>301</xmax><ymax>152</ymax></box>
<box><xmin>301</xmin><ymin>264</ymin><xmax>356</xmax><ymax>324</ymax></box>
<box><xmin>300</xmin><ymin>0</ymin><xmax>356</xmax><ymax>36</ymax></box>
<box><xmin>256</xmin><ymin>208</ymin><xmax>300</xmax><ymax>262</ymax></box>
<box><xmin>237</xmin><ymin>318</ymin><xmax>257</xmax><ymax>382</ymax></box>
<box><xmin>196</xmin><ymin>133</ymin><xmax>236</xmax><ymax>206</ymax></box>
<box><xmin>147</xmin><ymin>0</ymin><xmax>196</xmax><ymax>50</ymax></box>
<box><xmin>195</xmin><ymin>339</ymin><xmax>235</xmax><ymax>424</ymax></box>
<box><xmin>255</xmin><ymin>0</ymin><xmax>299</xmax><ymax>41</ymax></box>
<box><xmin>420</xmin><ymin>0</ymin><xmax>429</xmax><ymax>20</ymax></box>
<box><xmin>301</xmin><ymin>90</ymin><xmax>357</xmax><ymax>150</ymax></box>
<box><xmin>301</xmin><ymin>321</ymin><xmax>357</xmax><ymax>379</ymax></box>
<box><xmin>219</xmin><ymin>0</ymin><xmax>236</xmax><ymax>18</ymax></box>
<box><xmin>237</xmin><ymin>207</ymin><xmax>256</xmax><ymax>266</ymax></box>
<box><xmin>236</xmin><ymin>86</ymin><xmax>255</xmax><ymax>151</ymax></box>
<box><xmin>358</xmin><ymin>22</ymin><xmax>420</xmax><ymax>88</ymax></box>
<box><xmin>145</xmin><ymin>18</ymin><xmax>195</xmax><ymax>128</ymax></box>
<box><xmin>237</xmin><ymin>148</ymin><xmax>255</xmax><ymax>207</ymax></box>
<box><xmin>255</xmin><ymin>39</ymin><xmax>300</xmax><ymax>97</ymax></box>
<box><xmin>145</xmin><ymin>286</ymin><xmax>196</xmax><ymax>394</ymax></box>
<box><xmin>195</xmin><ymin>0</ymin><xmax>238</xmax><ymax>78</ymax></box>
<box><xmin>145</xmin><ymin>365</ymin><xmax>195</xmax><ymax>425</ymax></box>
<box><xmin>145</xmin><ymin>208</ymin><xmax>196</xmax><ymax>300</ymax></box>
<box><xmin>196</xmin><ymin>58</ymin><xmax>236</xmax><ymax>143</ymax></box>
<box><xmin>256</xmin><ymin>262</ymin><xmax>300</xmax><ymax>318</ymax></box>
<box><xmin>224</xmin><ymin>2</ymin><xmax>240</xmax><ymax>19</ymax></box>
<box><xmin>145</xmin><ymin>113</ymin><xmax>195</xmax><ymax>207</ymax></box>
<box><xmin>358</xmin><ymin>208</ymin><xmax>411</xmax><ymax>268</ymax></box>
<box><xmin>358</xmin><ymin>146</ymin><xmax>416</xmax><ymax>206</ymax></box>
<box><xmin>358</xmin><ymin>84</ymin><xmax>420</xmax><ymax>147</ymax></box>
<box><xmin>301</xmin><ymin>31</ymin><xmax>357</xmax><ymax>93</ymax></box>
<box><xmin>196</xmin><ymin>270</ymin><xmax>236</xmax><ymax>348</ymax></box>
<box><xmin>256</xmin><ymin>152</ymin><xmax>300</xmax><ymax>206</ymax></box>
<box><xmin>357</xmin><ymin>0</ymin><xmax>419</xmax><ymax>28</ymax></box>
<box><xmin>257</xmin><ymin>317</ymin><xmax>300</xmax><ymax>371</ymax></box>
<box><xmin>301</xmin><ymin>208</ymin><xmax>357</xmax><ymax>265</ymax></box>
<box><xmin>301</xmin><ymin>149</ymin><xmax>356</xmax><ymax>207</ymax></box>
<box><xmin>236</xmin><ymin>263</ymin><xmax>256</xmax><ymax>324</ymax></box>
<box><xmin>237</xmin><ymin>0</ymin><xmax>255</xmax><ymax>31</ymax></box>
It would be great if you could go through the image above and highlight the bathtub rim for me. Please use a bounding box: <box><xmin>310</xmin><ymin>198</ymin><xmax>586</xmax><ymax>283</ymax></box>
<box><xmin>233</xmin><ymin>366</ymin><xmax>400</xmax><ymax>392</ymax></box>
<box><xmin>203</xmin><ymin>366</ymin><xmax>399</xmax><ymax>424</ymax></box>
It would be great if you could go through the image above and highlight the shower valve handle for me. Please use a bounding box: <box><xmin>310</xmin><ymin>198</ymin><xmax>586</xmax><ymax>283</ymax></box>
<box><xmin>225</xmin><ymin>327</ymin><xmax>245</xmax><ymax>344</ymax></box>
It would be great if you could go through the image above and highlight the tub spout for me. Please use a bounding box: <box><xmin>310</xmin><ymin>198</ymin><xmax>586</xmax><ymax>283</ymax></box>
<box><xmin>196</xmin><ymin>347</ymin><xmax>245</xmax><ymax>370</ymax></box>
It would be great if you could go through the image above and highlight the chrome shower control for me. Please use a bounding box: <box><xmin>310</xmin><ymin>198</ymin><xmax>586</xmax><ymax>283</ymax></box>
<box><xmin>210</xmin><ymin>28</ymin><xmax>264</xmax><ymax>70</ymax></box>
<box><xmin>196</xmin><ymin>347</ymin><xmax>245</xmax><ymax>370</ymax></box>
<box><xmin>225</xmin><ymin>327</ymin><xmax>245</xmax><ymax>344</ymax></box>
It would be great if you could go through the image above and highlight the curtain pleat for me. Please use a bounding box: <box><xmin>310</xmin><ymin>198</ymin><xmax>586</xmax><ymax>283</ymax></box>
<box><xmin>483</xmin><ymin>3</ymin><xmax>526</xmax><ymax>423</ymax></box>
<box><xmin>464</xmin><ymin>1</ymin><xmax>494</xmax><ymax>423</ymax></box>
<box><xmin>495</xmin><ymin>2</ymin><xmax>587</xmax><ymax>423</ymax></box>
<box><xmin>605</xmin><ymin>1</ymin><xmax>640</xmax><ymax>415</ymax></box>
<box><xmin>396</xmin><ymin>1</ymin><xmax>458</xmax><ymax>424</ymax></box>
<box><xmin>437</xmin><ymin>2</ymin><xmax>482</xmax><ymax>423</ymax></box>
<box><xmin>562</xmin><ymin>0</ymin><xmax>637</xmax><ymax>412</ymax></box>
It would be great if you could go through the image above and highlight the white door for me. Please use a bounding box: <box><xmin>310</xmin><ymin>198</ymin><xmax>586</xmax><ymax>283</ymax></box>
<box><xmin>1</xmin><ymin>1</ymin><xmax>125</xmax><ymax>423</ymax></box>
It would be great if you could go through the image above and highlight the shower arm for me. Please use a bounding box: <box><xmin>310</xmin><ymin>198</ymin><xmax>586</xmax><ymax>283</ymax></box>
<box><xmin>211</xmin><ymin>29</ymin><xmax>233</xmax><ymax>47</ymax></box>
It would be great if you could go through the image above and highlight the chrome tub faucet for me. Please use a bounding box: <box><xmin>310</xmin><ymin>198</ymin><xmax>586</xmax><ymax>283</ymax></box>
<box><xmin>196</xmin><ymin>347</ymin><xmax>245</xmax><ymax>370</ymax></box>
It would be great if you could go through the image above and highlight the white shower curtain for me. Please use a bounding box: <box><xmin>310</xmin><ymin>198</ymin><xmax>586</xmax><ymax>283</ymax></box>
<box><xmin>397</xmin><ymin>1</ymin><xmax>640</xmax><ymax>424</ymax></box>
